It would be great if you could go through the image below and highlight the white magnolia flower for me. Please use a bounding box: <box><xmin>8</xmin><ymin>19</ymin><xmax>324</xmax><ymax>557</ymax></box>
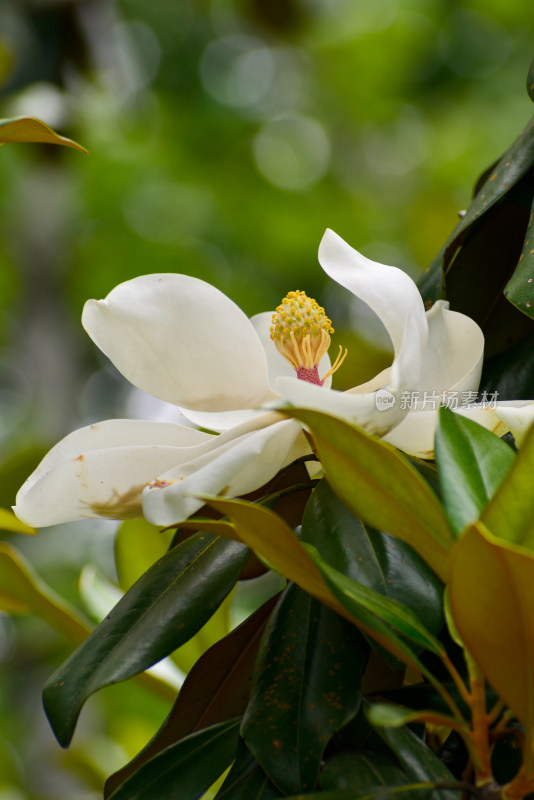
<box><xmin>14</xmin><ymin>229</ymin><xmax>533</xmax><ymax>528</ymax></box>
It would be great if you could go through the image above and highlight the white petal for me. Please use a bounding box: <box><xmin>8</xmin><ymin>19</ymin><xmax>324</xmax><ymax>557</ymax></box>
<box><xmin>276</xmin><ymin>376</ymin><xmax>371</xmax><ymax>427</ymax></box>
<box><xmin>177</xmin><ymin>312</ymin><xmax>289</xmax><ymax>430</ymax></box>
<box><xmin>13</xmin><ymin>419</ymin><xmax>216</xmax><ymax>527</ymax></box>
<box><xmin>82</xmin><ymin>274</ymin><xmax>273</xmax><ymax>411</ymax></box>
<box><xmin>382</xmin><ymin>408</ymin><xmax>438</xmax><ymax>459</ymax></box>
<box><xmin>16</xmin><ymin>419</ymin><xmax>212</xmax><ymax>500</ymax></box>
<box><xmin>180</xmin><ymin>407</ymin><xmax>267</xmax><ymax>433</ymax></box>
<box><xmin>318</xmin><ymin>229</ymin><xmax>428</xmax><ymax>357</ymax></box>
<box><xmin>418</xmin><ymin>301</ymin><xmax>484</xmax><ymax>395</ymax></box>
<box><xmin>142</xmin><ymin>418</ymin><xmax>308</xmax><ymax>525</ymax></box>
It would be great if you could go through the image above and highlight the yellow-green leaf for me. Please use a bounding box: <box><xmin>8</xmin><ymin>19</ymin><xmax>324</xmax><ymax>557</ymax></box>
<box><xmin>115</xmin><ymin>517</ymin><xmax>175</xmax><ymax>592</ymax></box>
<box><xmin>0</xmin><ymin>542</ymin><xmax>90</xmax><ymax>640</ymax></box>
<box><xmin>283</xmin><ymin>409</ymin><xmax>452</xmax><ymax>581</ymax></box>
<box><xmin>205</xmin><ymin>498</ymin><xmax>337</xmax><ymax>609</ymax></box>
<box><xmin>0</xmin><ymin>116</ymin><xmax>87</xmax><ymax>153</ymax></box>
<box><xmin>449</xmin><ymin>522</ymin><xmax>534</xmax><ymax>731</ymax></box>
<box><xmin>481</xmin><ymin>422</ymin><xmax>534</xmax><ymax>549</ymax></box>
<box><xmin>0</xmin><ymin>508</ymin><xmax>35</xmax><ymax>535</ymax></box>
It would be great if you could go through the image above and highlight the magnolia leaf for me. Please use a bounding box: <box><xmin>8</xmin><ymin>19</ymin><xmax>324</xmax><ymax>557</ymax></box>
<box><xmin>242</xmin><ymin>583</ymin><xmax>366</xmax><ymax>795</ymax></box>
<box><xmin>449</xmin><ymin>522</ymin><xmax>534</xmax><ymax>730</ymax></box>
<box><xmin>0</xmin><ymin>508</ymin><xmax>35</xmax><ymax>535</ymax></box>
<box><xmin>320</xmin><ymin>751</ymin><xmax>409</xmax><ymax>793</ymax></box>
<box><xmin>301</xmin><ymin>480</ymin><xmax>444</xmax><ymax>645</ymax></box>
<box><xmin>528</xmin><ymin>57</ymin><xmax>534</xmax><ymax>103</ymax></box>
<box><xmin>480</xmin><ymin>420</ymin><xmax>534</xmax><ymax>548</ymax></box>
<box><xmin>284</xmin><ymin>786</ymin><xmax>443</xmax><ymax>799</ymax></box>
<box><xmin>43</xmin><ymin>533</ymin><xmax>249</xmax><ymax>748</ymax></box>
<box><xmin>203</xmin><ymin>497</ymin><xmax>342</xmax><ymax>611</ymax></box>
<box><xmin>0</xmin><ymin>116</ymin><xmax>87</xmax><ymax>152</ymax></box>
<box><xmin>282</xmin><ymin>409</ymin><xmax>452</xmax><ymax>580</ymax></box>
<box><xmin>205</xmin><ymin>497</ymin><xmax>443</xmax><ymax>678</ymax></box>
<box><xmin>0</xmin><ymin>542</ymin><xmax>89</xmax><ymax>637</ymax></box>
<box><xmin>420</xmin><ymin>114</ymin><xmax>534</xmax><ymax>336</ymax></box>
<box><xmin>116</xmin><ymin>519</ymin><xmax>237</xmax><ymax>676</ymax></box>
<box><xmin>376</xmin><ymin>723</ymin><xmax>458</xmax><ymax>800</ymax></box>
<box><xmin>304</xmin><ymin>544</ymin><xmax>444</xmax><ymax>660</ymax></box>
<box><xmin>106</xmin><ymin>718</ymin><xmax>240</xmax><ymax>800</ymax></box>
<box><xmin>504</xmin><ymin>188</ymin><xmax>534</xmax><ymax>317</ymax></box>
<box><xmin>479</xmin><ymin>328</ymin><xmax>534</xmax><ymax>399</ymax></box>
<box><xmin>215</xmin><ymin>742</ymin><xmax>283</xmax><ymax>799</ymax></box>
<box><xmin>434</xmin><ymin>407</ymin><xmax>515</xmax><ymax>536</ymax></box>
<box><xmin>114</xmin><ymin>518</ymin><xmax>174</xmax><ymax>592</ymax></box>
<box><xmin>366</xmin><ymin>703</ymin><xmax>458</xmax><ymax>735</ymax></box>
<box><xmin>105</xmin><ymin>595</ymin><xmax>277</xmax><ymax>798</ymax></box>
<box><xmin>367</xmin><ymin>703</ymin><xmax>425</xmax><ymax>729</ymax></box>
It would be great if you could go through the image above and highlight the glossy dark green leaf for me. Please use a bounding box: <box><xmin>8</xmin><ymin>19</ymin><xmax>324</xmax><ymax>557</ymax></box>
<box><xmin>320</xmin><ymin>751</ymin><xmax>409</xmax><ymax>792</ymax></box>
<box><xmin>527</xmin><ymin>57</ymin><xmax>534</xmax><ymax>103</ymax></box>
<box><xmin>304</xmin><ymin>544</ymin><xmax>444</xmax><ymax>660</ymax></box>
<box><xmin>105</xmin><ymin>595</ymin><xmax>277</xmax><ymax>798</ymax></box>
<box><xmin>107</xmin><ymin>718</ymin><xmax>240</xmax><ymax>800</ymax></box>
<box><xmin>283</xmin><ymin>409</ymin><xmax>452</xmax><ymax>581</ymax></box>
<box><xmin>207</xmin><ymin>498</ymin><xmax>431</xmax><ymax>670</ymax></box>
<box><xmin>242</xmin><ymin>583</ymin><xmax>367</xmax><ymax>795</ymax></box>
<box><xmin>434</xmin><ymin>407</ymin><xmax>515</xmax><ymax>535</ymax></box>
<box><xmin>504</xmin><ymin>189</ymin><xmax>534</xmax><ymax>316</ymax></box>
<box><xmin>43</xmin><ymin>533</ymin><xmax>249</xmax><ymax>748</ymax></box>
<box><xmin>420</xmin><ymin>116</ymin><xmax>534</xmax><ymax>329</ymax></box>
<box><xmin>376</xmin><ymin>723</ymin><xmax>458</xmax><ymax>800</ymax></box>
<box><xmin>479</xmin><ymin>327</ymin><xmax>534</xmax><ymax>400</ymax></box>
<box><xmin>285</xmin><ymin>787</ymin><xmax>446</xmax><ymax>800</ymax></box>
<box><xmin>301</xmin><ymin>480</ymin><xmax>444</xmax><ymax>642</ymax></box>
<box><xmin>215</xmin><ymin>741</ymin><xmax>283</xmax><ymax>799</ymax></box>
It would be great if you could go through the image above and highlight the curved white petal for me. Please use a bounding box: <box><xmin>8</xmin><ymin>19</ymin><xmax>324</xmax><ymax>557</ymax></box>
<box><xmin>15</xmin><ymin>419</ymin><xmax>212</xmax><ymax>500</ymax></box>
<box><xmin>180</xmin><ymin>406</ymin><xmax>267</xmax><ymax>433</ymax></box>
<box><xmin>274</xmin><ymin>376</ymin><xmax>388</xmax><ymax>434</ymax></box>
<box><xmin>382</xmin><ymin>408</ymin><xmax>438</xmax><ymax>459</ymax></box>
<box><xmin>13</xmin><ymin>414</ymin><xmax>283</xmax><ymax>527</ymax></box>
<box><xmin>318</xmin><ymin>229</ymin><xmax>428</xmax><ymax>357</ymax></box>
<box><xmin>418</xmin><ymin>301</ymin><xmax>484</xmax><ymax>395</ymax></box>
<box><xmin>82</xmin><ymin>274</ymin><xmax>273</xmax><ymax>411</ymax></box>
<box><xmin>14</xmin><ymin>419</ymin><xmax>215</xmax><ymax>526</ymax></box>
<box><xmin>142</xmin><ymin>418</ymin><xmax>308</xmax><ymax>526</ymax></box>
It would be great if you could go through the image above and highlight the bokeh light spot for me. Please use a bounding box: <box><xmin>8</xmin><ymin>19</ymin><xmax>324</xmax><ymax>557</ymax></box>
<box><xmin>253</xmin><ymin>115</ymin><xmax>330</xmax><ymax>190</ymax></box>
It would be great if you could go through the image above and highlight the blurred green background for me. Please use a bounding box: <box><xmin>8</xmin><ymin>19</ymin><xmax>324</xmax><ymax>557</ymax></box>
<box><xmin>0</xmin><ymin>0</ymin><xmax>533</xmax><ymax>797</ymax></box>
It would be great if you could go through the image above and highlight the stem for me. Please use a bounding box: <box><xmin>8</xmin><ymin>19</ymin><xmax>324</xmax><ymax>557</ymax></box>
<box><xmin>487</xmin><ymin>699</ymin><xmax>505</xmax><ymax>728</ymax></box>
<box><xmin>465</xmin><ymin>653</ymin><xmax>493</xmax><ymax>783</ymax></box>
<box><xmin>441</xmin><ymin>651</ymin><xmax>473</xmax><ymax>706</ymax></box>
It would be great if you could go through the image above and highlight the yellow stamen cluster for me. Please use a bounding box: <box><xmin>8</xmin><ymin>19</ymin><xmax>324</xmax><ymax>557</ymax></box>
<box><xmin>270</xmin><ymin>289</ymin><xmax>347</xmax><ymax>382</ymax></box>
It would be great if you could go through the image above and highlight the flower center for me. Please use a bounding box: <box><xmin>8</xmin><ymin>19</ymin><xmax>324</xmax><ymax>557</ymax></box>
<box><xmin>270</xmin><ymin>290</ymin><xmax>347</xmax><ymax>385</ymax></box>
